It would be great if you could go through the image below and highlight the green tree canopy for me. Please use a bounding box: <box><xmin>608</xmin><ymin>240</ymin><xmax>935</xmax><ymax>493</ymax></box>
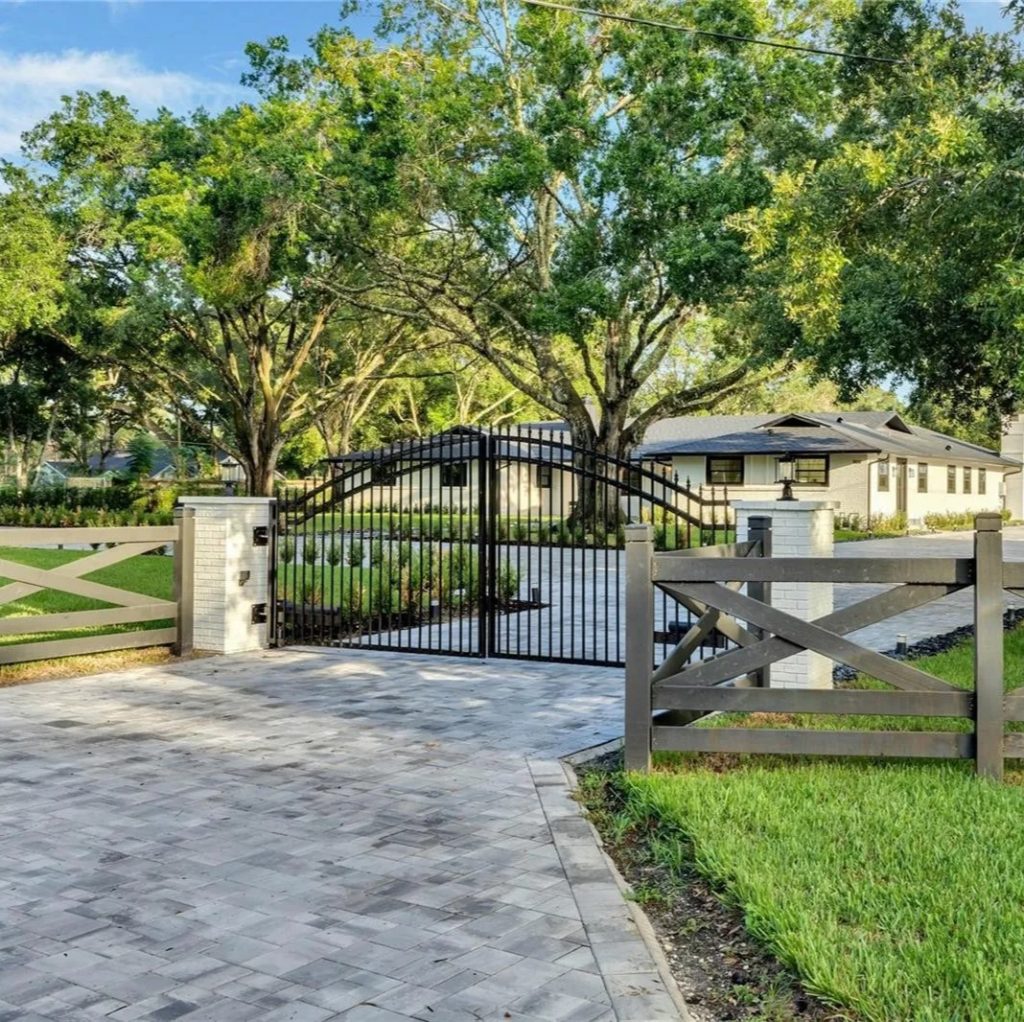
<box><xmin>250</xmin><ymin>0</ymin><xmax>843</xmax><ymax>459</ymax></box>
<box><xmin>20</xmin><ymin>86</ymin><xmax>417</xmax><ymax>493</ymax></box>
<box><xmin>739</xmin><ymin>0</ymin><xmax>1024</xmax><ymax>443</ymax></box>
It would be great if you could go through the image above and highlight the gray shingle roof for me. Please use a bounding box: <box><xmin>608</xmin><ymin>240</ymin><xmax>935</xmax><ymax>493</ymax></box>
<box><xmin>635</xmin><ymin>411</ymin><xmax>1016</xmax><ymax>467</ymax></box>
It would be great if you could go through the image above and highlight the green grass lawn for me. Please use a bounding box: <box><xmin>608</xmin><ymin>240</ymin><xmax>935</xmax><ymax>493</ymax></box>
<box><xmin>834</xmin><ymin>527</ymin><xmax>909</xmax><ymax>542</ymax></box>
<box><xmin>0</xmin><ymin>545</ymin><xmax>174</xmax><ymax>646</ymax></box>
<box><xmin>581</xmin><ymin>631</ymin><xmax>1024</xmax><ymax>1021</ymax></box>
<box><xmin>698</xmin><ymin>627</ymin><xmax>1024</xmax><ymax>735</ymax></box>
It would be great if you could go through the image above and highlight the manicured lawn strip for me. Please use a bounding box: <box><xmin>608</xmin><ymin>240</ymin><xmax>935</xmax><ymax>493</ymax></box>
<box><xmin>698</xmin><ymin>626</ymin><xmax>1024</xmax><ymax>733</ymax></box>
<box><xmin>591</xmin><ymin>628</ymin><xmax>1024</xmax><ymax>1020</ymax></box>
<box><xmin>834</xmin><ymin>528</ymin><xmax>905</xmax><ymax>542</ymax></box>
<box><xmin>0</xmin><ymin>545</ymin><xmax>174</xmax><ymax>646</ymax></box>
<box><xmin>285</xmin><ymin>514</ymin><xmax>731</xmax><ymax>549</ymax></box>
<box><xmin>606</xmin><ymin>760</ymin><xmax>1024</xmax><ymax>1022</ymax></box>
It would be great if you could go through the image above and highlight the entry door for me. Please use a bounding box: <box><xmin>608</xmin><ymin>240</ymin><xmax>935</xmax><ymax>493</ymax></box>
<box><xmin>896</xmin><ymin>458</ymin><xmax>908</xmax><ymax>515</ymax></box>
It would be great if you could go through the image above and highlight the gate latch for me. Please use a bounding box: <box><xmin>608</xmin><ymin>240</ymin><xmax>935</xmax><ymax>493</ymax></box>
<box><xmin>251</xmin><ymin>603</ymin><xmax>268</xmax><ymax>624</ymax></box>
<box><xmin>253</xmin><ymin>526</ymin><xmax>270</xmax><ymax>546</ymax></box>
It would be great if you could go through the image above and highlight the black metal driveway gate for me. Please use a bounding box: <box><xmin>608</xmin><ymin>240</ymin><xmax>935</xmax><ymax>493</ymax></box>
<box><xmin>271</xmin><ymin>426</ymin><xmax>731</xmax><ymax>667</ymax></box>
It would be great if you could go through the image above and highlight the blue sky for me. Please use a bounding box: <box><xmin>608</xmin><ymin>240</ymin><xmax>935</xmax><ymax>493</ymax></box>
<box><xmin>0</xmin><ymin>1</ymin><xmax>1016</xmax><ymax>157</ymax></box>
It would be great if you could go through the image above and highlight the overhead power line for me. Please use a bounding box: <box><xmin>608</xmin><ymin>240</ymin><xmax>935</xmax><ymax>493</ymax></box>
<box><xmin>520</xmin><ymin>0</ymin><xmax>910</xmax><ymax>65</ymax></box>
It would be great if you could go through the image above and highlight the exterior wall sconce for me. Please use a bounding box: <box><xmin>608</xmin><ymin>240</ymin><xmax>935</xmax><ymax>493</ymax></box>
<box><xmin>777</xmin><ymin>453</ymin><xmax>798</xmax><ymax>501</ymax></box>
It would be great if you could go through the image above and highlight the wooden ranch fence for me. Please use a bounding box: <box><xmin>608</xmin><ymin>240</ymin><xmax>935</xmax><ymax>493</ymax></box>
<box><xmin>0</xmin><ymin>508</ymin><xmax>195</xmax><ymax>665</ymax></box>
<box><xmin>625</xmin><ymin>512</ymin><xmax>1023</xmax><ymax>781</ymax></box>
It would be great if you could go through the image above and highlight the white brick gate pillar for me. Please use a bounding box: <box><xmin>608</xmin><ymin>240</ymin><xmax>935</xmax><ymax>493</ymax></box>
<box><xmin>177</xmin><ymin>497</ymin><xmax>274</xmax><ymax>654</ymax></box>
<box><xmin>733</xmin><ymin>500</ymin><xmax>835</xmax><ymax>689</ymax></box>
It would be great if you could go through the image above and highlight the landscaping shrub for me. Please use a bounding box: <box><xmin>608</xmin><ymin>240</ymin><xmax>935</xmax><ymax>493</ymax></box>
<box><xmin>279</xmin><ymin>537</ymin><xmax>296</xmax><ymax>563</ymax></box>
<box><xmin>324</xmin><ymin>538</ymin><xmax>342</xmax><ymax>567</ymax></box>
<box><xmin>302</xmin><ymin>540</ymin><xmax>318</xmax><ymax>565</ymax></box>
<box><xmin>923</xmin><ymin>509</ymin><xmax>999</xmax><ymax>532</ymax></box>
<box><xmin>344</xmin><ymin>539</ymin><xmax>364</xmax><ymax>568</ymax></box>
<box><xmin>497</xmin><ymin>561</ymin><xmax>520</xmax><ymax>605</ymax></box>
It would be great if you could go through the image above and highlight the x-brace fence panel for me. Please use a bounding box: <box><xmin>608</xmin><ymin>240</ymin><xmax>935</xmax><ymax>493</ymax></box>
<box><xmin>0</xmin><ymin>522</ymin><xmax>188</xmax><ymax>666</ymax></box>
<box><xmin>625</xmin><ymin>512</ymin><xmax>1015</xmax><ymax>780</ymax></box>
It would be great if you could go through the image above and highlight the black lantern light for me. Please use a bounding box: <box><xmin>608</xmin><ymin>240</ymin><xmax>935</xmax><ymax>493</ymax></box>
<box><xmin>777</xmin><ymin>453</ymin><xmax>798</xmax><ymax>501</ymax></box>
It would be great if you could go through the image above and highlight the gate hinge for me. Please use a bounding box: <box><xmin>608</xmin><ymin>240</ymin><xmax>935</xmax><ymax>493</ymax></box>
<box><xmin>251</xmin><ymin>603</ymin><xmax>268</xmax><ymax>625</ymax></box>
<box><xmin>253</xmin><ymin>526</ymin><xmax>270</xmax><ymax>546</ymax></box>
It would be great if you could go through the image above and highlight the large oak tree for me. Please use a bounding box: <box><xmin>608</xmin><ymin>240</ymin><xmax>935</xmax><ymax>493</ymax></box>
<box><xmin>22</xmin><ymin>88</ymin><xmax>415</xmax><ymax>493</ymax></box>
<box><xmin>250</xmin><ymin>0</ymin><xmax>839</xmax><ymax>462</ymax></box>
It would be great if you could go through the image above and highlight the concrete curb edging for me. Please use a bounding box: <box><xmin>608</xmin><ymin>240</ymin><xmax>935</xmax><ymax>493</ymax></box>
<box><xmin>528</xmin><ymin>746</ymin><xmax>691</xmax><ymax>1021</ymax></box>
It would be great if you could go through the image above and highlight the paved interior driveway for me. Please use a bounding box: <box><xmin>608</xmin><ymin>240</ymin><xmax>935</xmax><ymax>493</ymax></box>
<box><xmin>354</xmin><ymin>528</ymin><xmax>1024</xmax><ymax>662</ymax></box>
<box><xmin>0</xmin><ymin>650</ymin><xmax>683</xmax><ymax>1022</ymax></box>
<box><xmin>835</xmin><ymin>527</ymin><xmax>1024</xmax><ymax>650</ymax></box>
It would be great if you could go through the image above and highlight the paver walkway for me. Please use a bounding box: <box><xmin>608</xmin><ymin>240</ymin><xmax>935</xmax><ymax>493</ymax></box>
<box><xmin>0</xmin><ymin>650</ymin><xmax>684</xmax><ymax>1022</ymax></box>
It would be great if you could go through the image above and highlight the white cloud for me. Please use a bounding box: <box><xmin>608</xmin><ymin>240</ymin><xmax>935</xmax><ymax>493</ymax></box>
<box><xmin>0</xmin><ymin>48</ymin><xmax>244</xmax><ymax>157</ymax></box>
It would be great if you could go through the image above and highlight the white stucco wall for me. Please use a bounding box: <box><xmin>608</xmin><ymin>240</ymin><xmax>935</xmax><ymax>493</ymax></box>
<box><xmin>649</xmin><ymin>453</ymin><xmax>1005</xmax><ymax>527</ymax></box>
<box><xmin>336</xmin><ymin>459</ymin><xmax>574</xmax><ymax>517</ymax></box>
<box><xmin>869</xmin><ymin>458</ymin><xmax>1005</xmax><ymax>525</ymax></box>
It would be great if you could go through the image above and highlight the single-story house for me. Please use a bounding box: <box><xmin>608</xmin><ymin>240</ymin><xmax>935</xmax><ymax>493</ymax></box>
<box><xmin>635</xmin><ymin>412</ymin><xmax>1018</xmax><ymax>526</ymax></box>
<box><xmin>327</xmin><ymin>426</ymin><xmax>577</xmax><ymax>517</ymax></box>
<box><xmin>328</xmin><ymin>413</ymin><xmax>1019</xmax><ymax>527</ymax></box>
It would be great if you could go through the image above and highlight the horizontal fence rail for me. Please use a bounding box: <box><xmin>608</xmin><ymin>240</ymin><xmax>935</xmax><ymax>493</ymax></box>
<box><xmin>0</xmin><ymin>519</ymin><xmax>189</xmax><ymax>665</ymax></box>
<box><xmin>625</xmin><ymin>512</ymin><xmax>1017</xmax><ymax>780</ymax></box>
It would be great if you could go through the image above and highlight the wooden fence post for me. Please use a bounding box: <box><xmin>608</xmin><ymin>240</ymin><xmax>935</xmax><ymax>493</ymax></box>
<box><xmin>747</xmin><ymin>515</ymin><xmax>773</xmax><ymax>688</ymax></box>
<box><xmin>174</xmin><ymin>505</ymin><xmax>195</xmax><ymax>657</ymax></box>
<box><xmin>624</xmin><ymin>523</ymin><xmax>655</xmax><ymax>772</ymax></box>
<box><xmin>974</xmin><ymin>512</ymin><xmax>1004</xmax><ymax>780</ymax></box>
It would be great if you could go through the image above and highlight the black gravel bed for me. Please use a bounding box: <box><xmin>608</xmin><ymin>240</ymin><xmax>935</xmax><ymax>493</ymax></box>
<box><xmin>832</xmin><ymin>607</ymin><xmax>1024</xmax><ymax>681</ymax></box>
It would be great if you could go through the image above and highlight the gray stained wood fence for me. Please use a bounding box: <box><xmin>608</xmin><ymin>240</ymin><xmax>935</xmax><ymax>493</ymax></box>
<box><xmin>625</xmin><ymin>512</ymin><xmax>1021</xmax><ymax>781</ymax></box>
<box><xmin>0</xmin><ymin>509</ymin><xmax>194</xmax><ymax>665</ymax></box>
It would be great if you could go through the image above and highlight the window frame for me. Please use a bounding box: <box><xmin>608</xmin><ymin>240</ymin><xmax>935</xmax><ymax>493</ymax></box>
<box><xmin>440</xmin><ymin>462</ymin><xmax>469</xmax><ymax>488</ymax></box>
<box><xmin>947</xmin><ymin>465</ymin><xmax>957</xmax><ymax>494</ymax></box>
<box><xmin>706</xmin><ymin>456</ymin><xmax>744</xmax><ymax>486</ymax></box>
<box><xmin>877</xmin><ymin>461</ymin><xmax>890</xmax><ymax>493</ymax></box>
<box><xmin>963</xmin><ymin>466</ymin><xmax>972</xmax><ymax>495</ymax></box>
<box><xmin>536</xmin><ymin>463</ymin><xmax>553</xmax><ymax>489</ymax></box>
<box><xmin>917</xmin><ymin>463</ymin><xmax>928</xmax><ymax>494</ymax></box>
<box><xmin>791</xmin><ymin>456</ymin><xmax>829</xmax><ymax>486</ymax></box>
<box><xmin>979</xmin><ymin>467</ymin><xmax>987</xmax><ymax>495</ymax></box>
<box><xmin>370</xmin><ymin>462</ymin><xmax>398</xmax><ymax>486</ymax></box>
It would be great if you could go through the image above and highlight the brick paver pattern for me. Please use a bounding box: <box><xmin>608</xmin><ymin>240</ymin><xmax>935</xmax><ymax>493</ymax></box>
<box><xmin>0</xmin><ymin>650</ymin><xmax>682</xmax><ymax>1022</ymax></box>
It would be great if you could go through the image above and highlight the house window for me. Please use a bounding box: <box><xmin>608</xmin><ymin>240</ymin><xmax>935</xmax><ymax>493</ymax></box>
<box><xmin>877</xmin><ymin>462</ymin><xmax>889</xmax><ymax>492</ymax></box>
<box><xmin>440</xmin><ymin>462</ymin><xmax>469</xmax><ymax>487</ymax></box>
<box><xmin>370</xmin><ymin>462</ymin><xmax>397</xmax><ymax>486</ymax></box>
<box><xmin>706</xmin><ymin>456</ymin><xmax>744</xmax><ymax>485</ymax></box>
<box><xmin>918</xmin><ymin>463</ymin><xmax>928</xmax><ymax>493</ymax></box>
<box><xmin>947</xmin><ymin>465</ymin><xmax>957</xmax><ymax>494</ymax></box>
<box><xmin>963</xmin><ymin>466</ymin><xmax>972</xmax><ymax>494</ymax></box>
<box><xmin>793</xmin><ymin>457</ymin><xmax>828</xmax><ymax>485</ymax></box>
<box><xmin>536</xmin><ymin>464</ymin><xmax>553</xmax><ymax>489</ymax></box>
<box><xmin>979</xmin><ymin>467</ymin><xmax>987</xmax><ymax>495</ymax></box>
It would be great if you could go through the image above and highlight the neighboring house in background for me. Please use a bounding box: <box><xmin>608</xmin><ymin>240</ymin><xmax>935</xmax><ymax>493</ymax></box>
<box><xmin>636</xmin><ymin>412</ymin><xmax>1016</xmax><ymax>526</ymax></box>
<box><xmin>37</xmin><ymin>450</ymin><xmax>243</xmax><ymax>487</ymax></box>
<box><xmin>329</xmin><ymin>413</ymin><xmax>1017</xmax><ymax>527</ymax></box>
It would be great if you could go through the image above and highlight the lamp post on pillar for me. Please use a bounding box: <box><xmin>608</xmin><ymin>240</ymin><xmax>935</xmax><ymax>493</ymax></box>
<box><xmin>777</xmin><ymin>453</ymin><xmax>798</xmax><ymax>502</ymax></box>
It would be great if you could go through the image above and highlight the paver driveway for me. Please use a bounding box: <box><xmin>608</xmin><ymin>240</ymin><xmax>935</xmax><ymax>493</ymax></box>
<box><xmin>0</xmin><ymin>649</ymin><xmax>683</xmax><ymax>1022</ymax></box>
